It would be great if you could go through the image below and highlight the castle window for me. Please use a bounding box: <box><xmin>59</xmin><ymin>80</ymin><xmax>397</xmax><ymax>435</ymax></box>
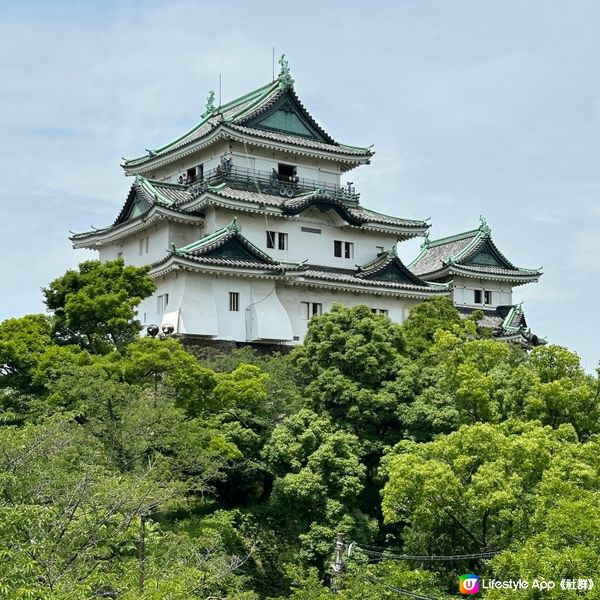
<box><xmin>371</xmin><ymin>308</ymin><xmax>388</xmax><ymax>315</ymax></box>
<box><xmin>474</xmin><ymin>289</ymin><xmax>492</xmax><ymax>305</ymax></box>
<box><xmin>334</xmin><ymin>240</ymin><xmax>354</xmax><ymax>259</ymax></box>
<box><xmin>301</xmin><ymin>302</ymin><xmax>322</xmax><ymax>319</ymax></box>
<box><xmin>157</xmin><ymin>294</ymin><xmax>169</xmax><ymax>315</ymax></box>
<box><xmin>185</xmin><ymin>164</ymin><xmax>203</xmax><ymax>184</ymax></box>
<box><xmin>266</xmin><ymin>231</ymin><xmax>288</xmax><ymax>250</ymax></box>
<box><xmin>278</xmin><ymin>163</ymin><xmax>297</xmax><ymax>182</ymax></box>
<box><xmin>301</xmin><ymin>226</ymin><xmax>322</xmax><ymax>234</ymax></box>
<box><xmin>229</xmin><ymin>292</ymin><xmax>240</xmax><ymax>312</ymax></box>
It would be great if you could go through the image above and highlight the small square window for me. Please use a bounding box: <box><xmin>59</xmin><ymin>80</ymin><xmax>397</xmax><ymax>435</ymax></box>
<box><xmin>301</xmin><ymin>302</ymin><xmax>322</xmax><ymax>320</ymax></box>
<box><xmin>229</xmin><ymin>292</ymin><xmax>239</xmax><ymax>312</ymax></box>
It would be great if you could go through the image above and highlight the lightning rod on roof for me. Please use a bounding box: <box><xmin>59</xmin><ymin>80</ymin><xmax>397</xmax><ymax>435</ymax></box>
<box><xmin>272</xmin><ymin>47</ymin><xmax>275</xmax><ymax>81</ymax></box>
<box><xmin>219</xmin><ymin>74</ymin><xmax>222</xmax><ymax>108</ymax></box>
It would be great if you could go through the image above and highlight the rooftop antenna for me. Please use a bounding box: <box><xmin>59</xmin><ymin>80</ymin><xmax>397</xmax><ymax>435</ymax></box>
<box><xmin>272</xmin><ymin>47</ymin><xmax>275</xmax><ymax>81</ymax></box>
<box><xmin>218</xmin><ymin>74</ymin><xmax>222</xmax><ymax>107</ymax></box>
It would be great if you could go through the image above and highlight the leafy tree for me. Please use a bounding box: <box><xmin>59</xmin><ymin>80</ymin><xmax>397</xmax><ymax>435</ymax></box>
<box><xmin>294</xmin><ymin>304</ymin><xmax>405</xmax><ymax>388</ymax></box>
<box><xmin>0</xmin><ymin>314</ymin><xmax>54</xmax><ymax>392</ymax></box>
<box><xmin>400</xmin><ymin>296</ymin><xmax>475</xmax><ymax>357</ymax></box>
<box><xmin>43</xmin><ymin>259</ymin><xmax>155</xmax><ymax>354</ymax></box>
<box><xmin>262</xmin><ymin>409</ymin><xmax>372</xmax><ymax>566</ymax></box>
<box><xmin>381</xmin><ymin>421</ymin><xmax>578</xmax><ymax>556</ymax></box>
<box><xmin>121</xmin><ymin>337</ymin><xmax>216</xmax><ymax>412</ymax></box>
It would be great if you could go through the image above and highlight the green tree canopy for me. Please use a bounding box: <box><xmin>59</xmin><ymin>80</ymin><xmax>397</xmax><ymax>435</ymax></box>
<box><xmin>43</xmin><ymin>259</ymin><xmax>155</xmax><ymax>354</ymax></box>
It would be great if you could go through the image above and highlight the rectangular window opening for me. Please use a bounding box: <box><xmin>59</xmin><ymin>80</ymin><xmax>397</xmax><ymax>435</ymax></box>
<box><xmin>301</xmin><ymin>226</ymin><xmax>322</xmax><ymax>234</ymax></box>
<box><xmin>266</xmin><ymin>231</ymin><xmax>276</xmax><ymax>249</ymax></box>
<box><xmin>229</xmin><ymin>292</ymin><xmax>240</xmax><ymax>312</ymax></box>
<box><xmin>484</xmin><ymin>290</ymin><xmax>492</xmax><ymax>305</ymax></box>
<box><xmin>278</xmin><ymin>232</ymin><xmax>288</xmax><ymax>250</ymax></box>
<box><xmin>157</xmin><ymin>294</ymin><xmax>169</xmax><ymax>315</ymax></box>
<box><xmin>334</xmin><ymin>240</ymin><xmax>342</xmax><ymax>257</ymax></box>
<box><xmin>301</xmin><ymin>302</ymin><xmax>323</xmax><ymax>320</ymax></box>
<box><xmin>474</xmin><ymin>290</ymin><xmax>482</xmax><ymax>304</ymax></box>
<box><xmin>278</xmin><ymin>163</ymin><xmax>297</xmax><ymax>182</ymax></box>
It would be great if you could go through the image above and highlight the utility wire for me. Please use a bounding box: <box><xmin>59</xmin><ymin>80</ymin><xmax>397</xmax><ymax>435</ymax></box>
<box><xmin>352</xmin><ymin>544</ymin><xmax>501</xmax><ymax>562</ymax></box>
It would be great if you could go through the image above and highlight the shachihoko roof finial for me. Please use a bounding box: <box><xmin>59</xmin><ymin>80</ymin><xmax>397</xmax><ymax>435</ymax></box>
<box><xmin>278</xmin><ymin>54</ymin><xmax>294</xmax><ymax>90</ymax></box>
<box><xmin>203</xmin><ymin>90</ymin><xmax>216</xmax><ymax>118</ymax></box>
<box><xmin>479</xmin><ymin>215</ymin><xmax>491</xmax><ymax>236</ymax></box>
<box><xmin>420</xmin><ymin>232</ymin><xmax>430</xmax><ymax>249</ymax></box>
<box><xmin>227</xmin><ymin>217</ymin><xmax>241</xmax><ymax>233</ymax></box>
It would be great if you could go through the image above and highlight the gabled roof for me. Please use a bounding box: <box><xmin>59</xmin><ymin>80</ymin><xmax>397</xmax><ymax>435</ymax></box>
<box><xmin>113</xmin><ymin>176</ymin><xmax>188</xmax><ymax>226</ymax></box>
<box><xmin>172</xmin><ymin>218</ymin><xmax>280</xmax><ymax>269</ymax></box>
<box><xmin>457</xmin><ymin>304</ymin><xmax>546</xmax><ymax>348</ymax></box>
<box><xmin>356</xmin><ymin>246</ymin><xmax>437</xmax><ymax>287</ymax></box>
<box><xmin>70</xmin><ymin>177</ymin><xmax>197</xmax><ymax>247</ymax></box>
<box><xmin>122</xmin><ymin>56</ymin><xmax>373</xmax><ymax>172</ymax></box>
<box><xmin>409</xmin><ymin>217</ymin><xmax>542</xmax><ymax>284</ymax></box>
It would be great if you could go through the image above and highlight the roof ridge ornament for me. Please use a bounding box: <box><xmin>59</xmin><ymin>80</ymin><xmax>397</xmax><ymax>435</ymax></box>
<box><xmin>227</xmin><ymin>217</ymin><xmax>241</xmax><ymax>233</ymax></box>
<box><xmin>479</xmin><ymin>215</ymin><xmax>491</xmax><ymax>236</ymax></box>
<box><xmin>202</xmin><ymin>90</ymin><xmax>216</xmax><ymax>118</ymax></box>
<box><xmin>420</xmin><ymin>232</ymin><xmax>430</xmax><ymax>249</ymax></box>
<box><xmin>278</xmin><ymin>54</ymin><xmax>295</xmax><ymax>90</ymax></box>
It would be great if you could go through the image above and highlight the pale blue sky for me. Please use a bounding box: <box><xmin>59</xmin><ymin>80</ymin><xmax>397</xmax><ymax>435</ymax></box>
<box><xmin>1</xmin><ymin>0</ymin><xmax>598</xmax><ymax>369</ymax></box>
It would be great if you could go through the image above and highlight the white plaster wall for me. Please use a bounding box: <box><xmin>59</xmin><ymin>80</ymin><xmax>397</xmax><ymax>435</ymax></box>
<box><xmin>148</xmin><ymin>141</ymin><xmax>229</xmax><ymax>182</ymax></box>
<box><xmin>144</xmin><ymin>141</ymin><xmax>346</xmax><ymax>187</ymax></box>
<box><xmin>451</xmin><ymin>276</ymin><xmax>514</xmax><ymax>308</ymax></box>
<box><xmin>98</xmin><ymin>222</ymin><xmax>170</xmax><ymax>267</ymax></box>
<box><xmin>98</xmin><ymin>221</ymin><xmax>203</xmax><ymax>266</ymax></box>
<box><xmin>211</xmin><ymin>208</ymin><xmax>398</xmax><ymax>269</ymax></box>
<box><xmin>245</xmin><ymin>280</ymin><xmax>293</xmax><ymax>342</ymax></box>
<box><xmin>277</xmin><ymin>283</ymin><xmax>420</xmax><ymax>342</ymax></box>
<box><xmin>139</xmin><ymin>269</ymin><xmax>427</xmax><ymax>343</ymax></box>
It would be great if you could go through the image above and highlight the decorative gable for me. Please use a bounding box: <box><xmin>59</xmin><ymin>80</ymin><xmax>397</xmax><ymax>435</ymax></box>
<box><xmin>464</xmin><ymin>240</ymin><xmax>510</xmax><ymax>268</ymax></box>
<box><xmin>243</xmin><ymin>91</ymin><xmax>332</xmax><ymax>142</ymax></box>
<box><xmin>114</xmin><ymin>192</ymin><xmax>152</xmax><ymax>225</ymax></box>
<box><xmin>357</xmin><ymin>248</ymin><xmax>432</xmax><ymax>287</ymax></box>
<box><xmin>207</xmin><ymin>237</ymin><xmax>266</xmax><ymax>262</ymax></box>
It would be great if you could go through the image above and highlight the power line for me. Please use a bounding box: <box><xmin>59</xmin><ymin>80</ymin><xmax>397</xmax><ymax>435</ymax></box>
<box><xmin>351</xmin><ymin>543</ymin><xmax>501</xmax><ymax>562</ymax></box>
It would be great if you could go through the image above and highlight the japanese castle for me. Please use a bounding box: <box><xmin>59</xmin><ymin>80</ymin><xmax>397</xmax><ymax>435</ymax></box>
<box><xmin>72</xmin><ymin>57</ymin><xmax>542</xmax><ymax>347</ymax></box>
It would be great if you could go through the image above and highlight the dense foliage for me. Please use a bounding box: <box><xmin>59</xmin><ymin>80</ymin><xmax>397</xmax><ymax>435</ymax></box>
<box><xmin>1</xmin><ymin>260</ymin><xmax>599</xmax><ymax>598</ymax></box>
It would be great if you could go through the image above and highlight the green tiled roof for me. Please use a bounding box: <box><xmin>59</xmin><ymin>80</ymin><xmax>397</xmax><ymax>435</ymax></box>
<box><xmin>123</xmin><ymin>62</ymin><xmax>373</xmax><ymax>169</ymax></box>
<box><xmin>409</xmin><ymin>217</ymin><xmax>542</xmax><ymax>283</ymax></box>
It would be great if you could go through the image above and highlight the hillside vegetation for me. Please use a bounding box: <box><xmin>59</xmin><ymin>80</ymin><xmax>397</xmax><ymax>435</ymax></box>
<box><xmin>1</xmin><ymin>260</ymin><xmax>599</xmax><ymax>599</ymax></box>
